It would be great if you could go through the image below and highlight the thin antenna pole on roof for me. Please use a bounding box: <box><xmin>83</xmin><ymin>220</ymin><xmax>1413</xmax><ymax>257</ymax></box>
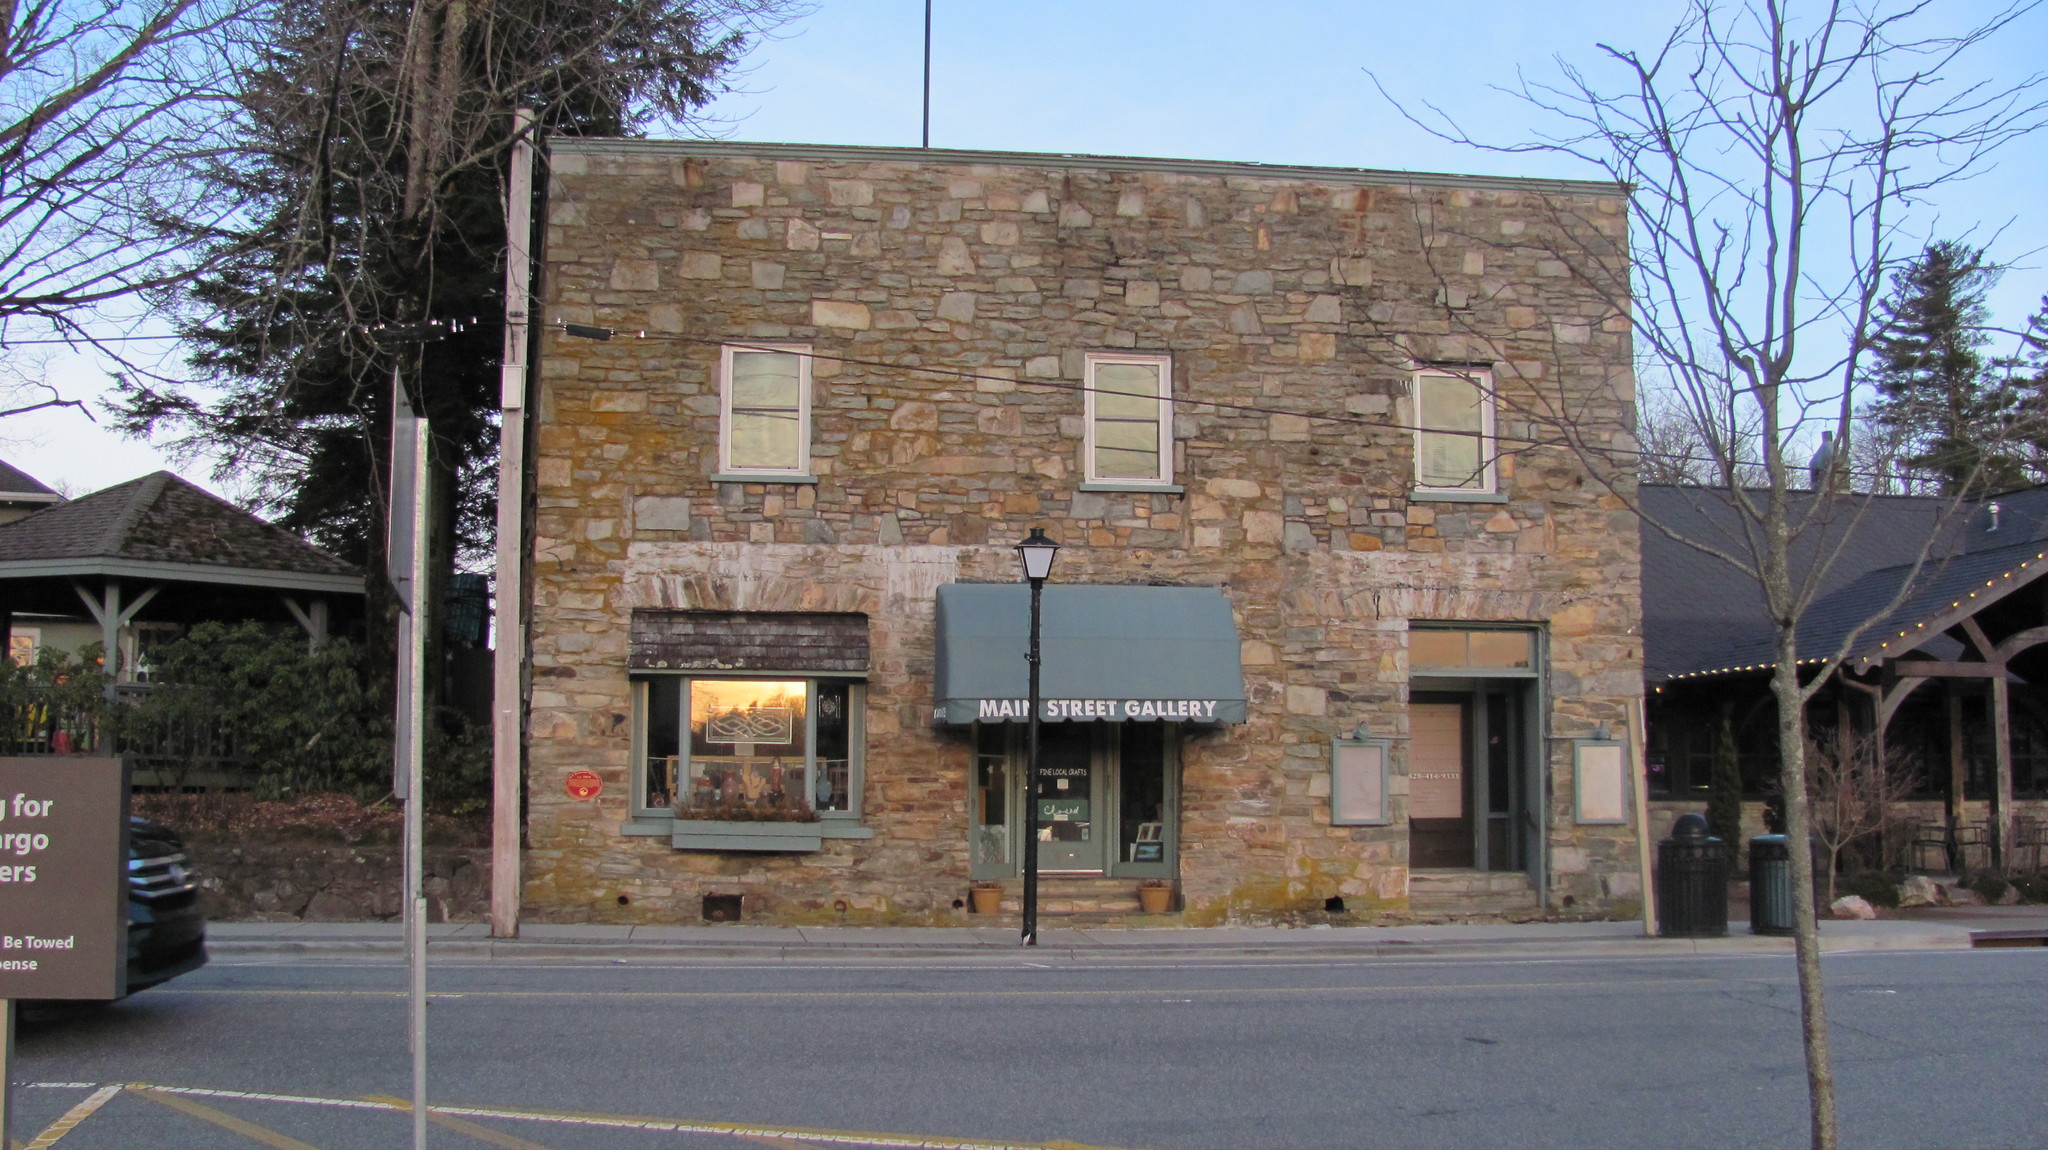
<box><xmin>921</xmin><ymin>0</ymin><xmax>932</xmax><ymax>147</ymax></box>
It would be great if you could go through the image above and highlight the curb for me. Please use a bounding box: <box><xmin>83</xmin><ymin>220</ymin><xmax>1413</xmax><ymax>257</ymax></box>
<box><xmin>205</xmin><ymin>928</ymin><xmax>1975</xmax><ymax>964</ymax></box>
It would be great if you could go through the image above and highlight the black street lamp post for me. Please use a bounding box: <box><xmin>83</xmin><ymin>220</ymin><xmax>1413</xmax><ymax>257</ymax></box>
<box><xmin>1015</xmin><ymin>527</ymin><xmax>1059</xmax><ymax>947</ymax></box>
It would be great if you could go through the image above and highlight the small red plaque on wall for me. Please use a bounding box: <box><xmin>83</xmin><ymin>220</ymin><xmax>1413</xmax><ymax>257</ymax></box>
<box><xmin>564</xmin><ymin>770</ymin><xmax>603</xmax><ymax>800</ymax></box>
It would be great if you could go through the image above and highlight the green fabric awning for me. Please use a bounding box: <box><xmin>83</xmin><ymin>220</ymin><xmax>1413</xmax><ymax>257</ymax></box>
<box><xmin>932</xmin><ymin>583</ymin><xmax>1247</xmax><ymax>725</ymax></box>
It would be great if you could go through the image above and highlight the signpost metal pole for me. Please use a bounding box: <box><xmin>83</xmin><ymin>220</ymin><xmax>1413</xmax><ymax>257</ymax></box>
<box><xmin>2</xmin><ymin>997</ymin><xmax>14</xmax><ymax>1144</ymax></box>
<box><xmin>389</xmin><ymin>370</ymin><xmax>431</xmax><ymax>1150</ymax></box>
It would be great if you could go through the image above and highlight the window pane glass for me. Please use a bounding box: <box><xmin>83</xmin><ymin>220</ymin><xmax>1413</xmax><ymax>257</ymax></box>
<box><xmin>1119</xmin><ymin>724</ymin><xmax>1167</xmax><ymax>863</ymax></box>
<box><xmin>1035</xmin><ymin>723</ymin><xmax>1093</xmax><ymax>844</ymax></box>
<box><xmin>730</xmin><ymin>352</ymin><xmax>800</xmax><ymax>406</ymax></box>
<box><xmin>1096</xmin><ymin>362</ymin><xmax>1161</xmax><ymax>401</ymax></box>
<box><xmin>1092</xmin><ymin>362</ymin><xmax>1165</xmax><ymax>480</ymax></box>
<box><xmin>814</xmin><ymin>681</ymin><xmax>852</xmax><ymax>813</ymax></box>
<box><xmin>1096</xmin><ymin>418</ymin><xmax>1159</xmax><ymax>450</ymax></box>
<box><xmin>728</xmin><ymin>351</ymin><xmax>803</xmax><ymax>470</ymax></box>
<box><xmin>1095</xmin><ymin>442</ymin><xmax>1160</xmax><ymax>479</ymax></box>
<box><xmin>1468</xmin><ymin>631</ymin><xmax>1532</xmax><ymax>669</ymax></box>
<box><xmin>1422</xmin><ymin>373</ymin><xmax>1483</xmax><ymax>430</ymax></box>
<box><xmin>684</xmin><ymin>680</ymin><xmax>810</xmax><ymax>818</ymax></box>
<box><xmin>1410</xmin><ymin>630</ymin><xmax>1467</xmax><ymax>668</ymax></box>
<box><xmin>646</xmin><ymin>680</ymin><xmax>680</xmax><ymax>809</ymax></box>
<box><xmin>730</xmin><ymin>411</ymin><xmax>801</xmax><ymax>470</ymax></box>
<box><xmin>1419</xmin><ymin>373</ymin><xmax>1484</xmax><ymax>489</ymax></box>
<box><xmin>975</xmin><ymin>724</ymin><xmax>1010</xmax><ymax>869</ymax></box>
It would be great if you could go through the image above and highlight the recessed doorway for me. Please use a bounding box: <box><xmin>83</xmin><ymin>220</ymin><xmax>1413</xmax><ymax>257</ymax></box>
<box><xmin>1408</xmin><ymin>682</ymin><xmax>1541</xmax><ymax>876</ymax></box>
<box><xmin>971</xmin><ymin>721</ymin><xmax>1177</xmax><ymax>879</ymax></box>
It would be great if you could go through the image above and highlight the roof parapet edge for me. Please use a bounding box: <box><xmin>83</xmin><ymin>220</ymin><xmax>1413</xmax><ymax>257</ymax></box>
<box><xmin>548</xmin><ymin>138</ymin><xmax>1628</xmax><ymax>197</ymax></box>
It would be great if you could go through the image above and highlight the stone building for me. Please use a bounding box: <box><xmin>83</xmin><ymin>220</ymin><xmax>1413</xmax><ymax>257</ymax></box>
<box><xmin>523</xmin><ymin>140</ymin><xmax>1644</xmax><ymax>925</ymax></box>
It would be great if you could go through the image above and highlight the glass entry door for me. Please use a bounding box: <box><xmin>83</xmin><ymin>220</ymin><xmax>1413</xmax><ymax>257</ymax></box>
<box><xmin>1409</xmin><ymin>699</ymin><xmax>1475</xmax><ymax>868</ymax></box>
<box><xmin>1034</xmin><ymin>723</ymin><xmax>1102</xmax><ymax>872</ymax></box>
<box><xmin>972</xmin><ymin>721</ymin><xmax>1176</xmax><ymax>879</ymax></box>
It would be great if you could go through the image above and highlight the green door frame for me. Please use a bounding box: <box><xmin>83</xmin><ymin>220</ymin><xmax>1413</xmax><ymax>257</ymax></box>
<box><xmin>969</xmin><ymin>722</ymin><xmax>1180</xmax><ymax>880</ymax></box>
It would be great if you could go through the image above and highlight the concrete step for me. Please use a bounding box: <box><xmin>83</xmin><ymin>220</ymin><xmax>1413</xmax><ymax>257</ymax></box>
<box><xmin>1411</xmin><ymin>869</ymin><xmax>1540</xmax><ymax>915</ymax></box>
<box><xmin>965</xmin><ymin>877</ymin><xmax>1163</xmax><ymax>918</ymax></box>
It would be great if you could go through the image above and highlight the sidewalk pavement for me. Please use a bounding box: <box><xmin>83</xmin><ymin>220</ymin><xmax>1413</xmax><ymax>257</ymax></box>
<box><xmin>204</xmin><ymin>912</ymin><xmax>2041</xmax><ymax>962</ymax></box>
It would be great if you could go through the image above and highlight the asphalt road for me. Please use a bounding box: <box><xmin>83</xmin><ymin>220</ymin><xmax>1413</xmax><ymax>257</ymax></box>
<box><xmin>8</xmin><ymin>947</ymin><xmax>2048</xmax><ymax>1149</ymax></box>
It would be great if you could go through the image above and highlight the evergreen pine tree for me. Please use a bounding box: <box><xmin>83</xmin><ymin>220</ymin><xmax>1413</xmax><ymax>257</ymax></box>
<box><xmin>2007</xmin><ymin>296</ymin><xmax>2048</xmax><ymax>481</ymax></box>
<box><xmin>111</xmin><ymin>0</ymin><xmax>786</xmax><ymax>707</ymax></box>
<box><xmin>1864</xmin><ymin>241</ymin><xmax>2021</xmax><ymax>496</ymax></box>
<box><xmin>1708</xmin><ymin>702</ymin><xmax>1745</xmax><ymax>865</ymax></box>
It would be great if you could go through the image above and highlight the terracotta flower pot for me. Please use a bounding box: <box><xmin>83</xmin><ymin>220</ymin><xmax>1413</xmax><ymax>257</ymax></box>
<box><xmin>1137</xmin><ymin>884</ymin><xmax>1173</xmax><ymax>914</ymax></box>
<box><xmin>970</xmin><ymin>885</ymin><xmax>1004</xmax><ymax>914</ymax></box>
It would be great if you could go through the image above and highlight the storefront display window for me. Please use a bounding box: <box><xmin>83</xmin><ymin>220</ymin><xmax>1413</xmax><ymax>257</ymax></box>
<box><xmin>641</xmin><ymin>677</ymin><xmax>860</xmax><ymax>820</ymax></box>
<box><xmin>1118</xmin><ymin>723</ymin><xmax>1167</xmax><ymax>862</ymax></box>
<box><xmin>974</xmin><ymin>725</ymin><xmax>1011</xmax><ymax>870</ymax></box>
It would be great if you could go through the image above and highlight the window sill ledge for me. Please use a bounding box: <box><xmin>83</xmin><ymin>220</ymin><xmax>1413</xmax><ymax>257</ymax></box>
<box><xmin>711</xmin><ymin>473</ymin><xmax>819</xmax><ymax>486</ymax></box>
<box><xmin>1079</xmin><ymin>482</ymin><xmax>1185</xmax><ymax>495</ymax></box>
<box><xmin>626</xmin><ymin>815</ymin><xmax>874</xmax><ymax>849</ymax></box>
<box><xmin>1409</xmin><ymin>489</ymin><xmax>1508</xmax><ymax>504</ymax></box>
<box><xmin>672</xmin><ymin>820</ymin><xmax>824</xmax><ymax>852</ymax></box>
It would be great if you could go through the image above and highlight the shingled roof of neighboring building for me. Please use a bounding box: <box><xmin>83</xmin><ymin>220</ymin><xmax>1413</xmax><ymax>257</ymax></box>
<box><xmin>0</xmin><ymin>459</ymin><xmax>61</xmax><ymax>501</ymax></box>
<box><xmin>1642</xmin><ymin>483</ymin><xmax>2048</xmax><ymax>681</ymax></box>
<box><xmin>0</xmin><ymin>471</ymin><xmax>356</xmax><ymax>581</ymax></box>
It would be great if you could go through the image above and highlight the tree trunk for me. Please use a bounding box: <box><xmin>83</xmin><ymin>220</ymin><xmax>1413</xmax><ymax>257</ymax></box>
<box><xmin>1772</xmin><ymin>636</ymin><xmax>1837</xmax><ymax>1149</ymax></box>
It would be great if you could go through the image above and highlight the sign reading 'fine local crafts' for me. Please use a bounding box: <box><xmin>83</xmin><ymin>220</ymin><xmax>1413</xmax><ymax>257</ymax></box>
<box><xmin>0</xmin><ymin>757</ymin><xmax>130</xmax><ymax>1000</ymax></box>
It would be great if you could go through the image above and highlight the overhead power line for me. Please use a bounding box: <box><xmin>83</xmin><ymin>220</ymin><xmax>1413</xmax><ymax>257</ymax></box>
<box><xmin>547</xmin><ymin>319</ymin><xmax>1927</xmax><ymax>486</ymax></box>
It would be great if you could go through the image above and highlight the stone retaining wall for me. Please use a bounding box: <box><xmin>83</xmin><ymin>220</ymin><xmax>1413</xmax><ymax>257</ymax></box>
<box><xmin>188</xmin><ymin>841</ymin><xmax>490</xmax><ymax>923</ymax></box>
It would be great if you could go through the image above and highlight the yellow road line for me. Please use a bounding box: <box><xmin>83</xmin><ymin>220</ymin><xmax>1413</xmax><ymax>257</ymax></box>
<box><xmin>133</xmin><ymin>1083</ymin><xmax>1153</xmax><ymax>1150</ymax></box>
<box><xmin>22</xmin><ymin>1084</ymin><xmax>122</xmax><ymax>1149</ymax></box>
<box><xmin>158</xmin><ymin>976</ymin><xmax>1720</xmax><ymax>1001</ymax></box>
<box><xmin>367</xmin><ymin>1094</ymin><xmax>558</xmax><ymax>1150</ymax></box>
<box><xmin>129</xmin><ymin>1087</ymin><xmax>328</xmax><ymax>1150</ymax></box>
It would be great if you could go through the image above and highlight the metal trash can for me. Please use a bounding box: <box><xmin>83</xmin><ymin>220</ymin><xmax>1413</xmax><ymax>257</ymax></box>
<box><xmin>1749</xmin><ymin>834</ymin><xmax>1794</xmax><ymax>936</ymax></box>
<box><xmin>1658</xmin><ymin>813</ymin><xmax>1728</xmax><ymax>938</ymax></box>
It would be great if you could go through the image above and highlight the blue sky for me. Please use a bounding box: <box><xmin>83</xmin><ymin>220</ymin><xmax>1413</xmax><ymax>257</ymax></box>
<box><xmin>10</xmin><ymin>0</ymin><xmax>2046</xmax><ymax>497</ymax></box>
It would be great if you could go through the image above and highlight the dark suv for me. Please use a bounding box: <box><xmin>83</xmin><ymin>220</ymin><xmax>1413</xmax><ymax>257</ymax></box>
<box><xmin>126</xmin><ymin>816</ymin><xmax>208</xmax><ymax>993</ymax></box>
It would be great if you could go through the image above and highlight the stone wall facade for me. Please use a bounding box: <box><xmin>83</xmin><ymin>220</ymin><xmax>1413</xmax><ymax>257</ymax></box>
<box><xmin>526</xmin><ymin>141</ymin><xmax>1643</xmax><ymax>926</ymax></box>
<box><xmin>191</xmin><ymin>842</ymin><xmax>489</xmax><ymax>923</ymax></box>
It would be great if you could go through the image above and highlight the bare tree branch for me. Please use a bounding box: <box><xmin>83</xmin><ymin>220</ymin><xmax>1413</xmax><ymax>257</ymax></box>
<box><xmin>1370</xmin><ymin>5</ymin><xmax>2048</xmax><ymax>1147</ymax></box>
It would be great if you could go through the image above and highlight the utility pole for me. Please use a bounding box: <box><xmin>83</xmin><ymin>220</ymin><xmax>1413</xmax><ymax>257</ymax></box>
<box><xmin>491</xmin><ymin>107</ymin><xmax>535</xmax><ymax>939</ymax></box>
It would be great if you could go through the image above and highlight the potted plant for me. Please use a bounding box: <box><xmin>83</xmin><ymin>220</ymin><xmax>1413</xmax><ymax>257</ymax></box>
<box><xmin>969</xmin><ymin>881</ymin><xmax>1004</xmax><ymax>915</ymax></box>
<box><xmin>1137</xmin><ymin>879</ymin><xmax>1174</xmax><ymax>914</ymax></box>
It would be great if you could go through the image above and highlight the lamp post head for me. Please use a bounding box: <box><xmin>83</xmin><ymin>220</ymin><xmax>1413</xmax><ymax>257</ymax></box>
<box><xmin>1016</xmin><ymin>527</ymin><xmax>1059</xmax><ymax>582</ymax></box>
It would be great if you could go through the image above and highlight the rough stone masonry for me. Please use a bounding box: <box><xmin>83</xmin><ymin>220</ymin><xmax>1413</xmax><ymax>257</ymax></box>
<box><xmin>525</xmin><ymin>140</ymin><xmax>1643</xmax><ymax>926</ymax></box>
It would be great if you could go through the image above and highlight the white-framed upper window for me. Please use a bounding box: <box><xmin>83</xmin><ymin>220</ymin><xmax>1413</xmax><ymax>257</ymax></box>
<box><xmin>719</xmin><ymin>344</ymin><xmax>812</xmax><ymax>477</ymax></box>
<box><xmin>1414</xmin><ymin>368</ymin><xmax>1496</xmax><ymax>494</ymax></box>
<box><xmin>1084</xmin><ymin>353</ymin><xmax>1174</xmax><ymax>485</ymax></box>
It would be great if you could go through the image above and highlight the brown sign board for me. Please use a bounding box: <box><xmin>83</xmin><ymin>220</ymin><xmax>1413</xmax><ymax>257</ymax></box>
<box><xmin>0</xmin><ymin>757</ymin><xmax>129</xmax><ymax>1000</ymax></box>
